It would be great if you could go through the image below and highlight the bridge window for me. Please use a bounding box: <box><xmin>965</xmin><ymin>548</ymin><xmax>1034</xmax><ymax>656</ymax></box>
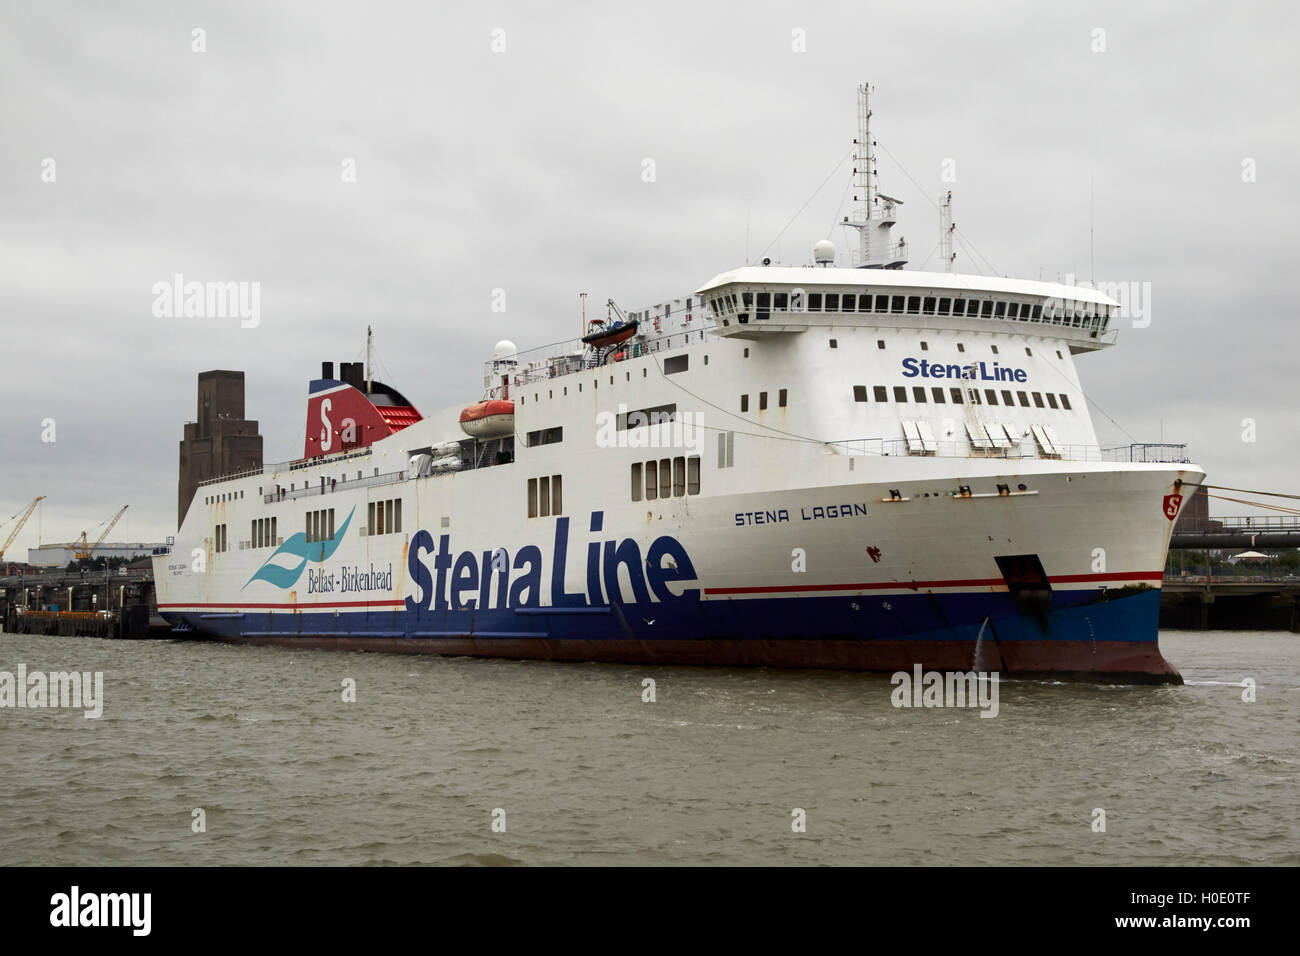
<box><xmin>1032</xmin><ymin>305</ymin><xmax>1042</xmax><ymax>320</ymax></box>
<box><xmin>875</xmin><ymin>294</ymin><xmax>889</xmax><ymax>311</ymax></box>
<box><xmin>964</xmin><ymin>301</ymin><xmax>978</xmax><ymax>317</ymax></box>
<box><xmin>995</xmin><ymin>301</ymin><xmax>1007</xmax><ymax>319</ymax></box>
<box><xmin>907</xmin><ymin>296</ymin><xmax>921</xmax><ymax>314</ymax></box>
<box><xmin>825</xmin><ymin>293</ymin><xmax>839</xmax><ymax>311</ymax></box>
<box><xmin>874</xmin><ymin>386</ymin><xmax>888</xmax><ymax>402</ymax></box>
<box><xmin>808</xmin><ymin>293</ymin><xmax>822</xmax><ymax>310</ymax></box>
<box><xmin>938</xmin><ymin>297</ymin><xmax>951</xmax><ymax>314</ymax></box>
<box><xmin>981</xmin><ymin>301</ymin><xmax>994</xmax><ymax>317</ymax></box>
<box><xmin>923</xmin><ymin>296</ymin><xmax>936</xmax><ymax>315</ymax></box>
<box><xmin>774</xmin><ymin>292</ymin><xmax>788</xmax><ymax>310</ymax></box>
<box><xmin>891</xmin><ymin>295</ymin><xmax>904</xmax><ymax>312</ymax></box>
<box><xmin>952</xmin><ymin>298</ymin><xmax>966</xmax><ymax>315</ymax></box>
<box><xmin>1007</xmin><ymin>303</ymin><xmax>1019</xmax><ymax>319</ymax></box>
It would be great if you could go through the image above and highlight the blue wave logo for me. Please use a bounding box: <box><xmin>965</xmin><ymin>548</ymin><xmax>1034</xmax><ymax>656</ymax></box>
<box><xmin>243</xmin><ymin>507</ymin><xmax>355</xmax><ymax>590</ymax></box>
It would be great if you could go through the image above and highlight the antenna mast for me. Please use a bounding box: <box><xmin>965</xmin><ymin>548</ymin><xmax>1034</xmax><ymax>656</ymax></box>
<box><xmin>365</xmin><ymin>325</ymin><xmax>372</xmax><ymax>393</ymax></box>
<box><xmin>843</xmin><ymin>83</ymin><xmax>906</xmax><ymax>269</ymax></box>
<box><xmin>940</xmin><ymin>190</ymin><xmax>956</xmax><ymax>273</ymax></box>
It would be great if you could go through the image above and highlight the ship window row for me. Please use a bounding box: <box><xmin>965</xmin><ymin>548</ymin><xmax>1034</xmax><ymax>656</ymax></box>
<box><xmin>204</xmin><ymin>490</ymin><xmax>245</xmax><ymax>504</ymax></box>
<box><xmin>630</xmin><ymin>456</ymin><xmax>701</xmax><ymax>501</ymax></box>
<box><xmin>527</xmin><ymin>475</ymin><xmax>563</xmax><ymax>518</ymax></box>
<box><xmin>527</xmin><ymin>426</ymin><xmax>564</xmax><ymax>447</ymax></box>
<box><xmin>213</xmin><ymin>523</ymin><xmax>228</xmax><ymax>553</ymax></box>
<box><xmin>250</xmin><ymin>516</ymin><xmax>279</xmax><ymax>549</ymax></box>
<box><xmin>367</xmin><ymin>500</ymin><xmax>402</xmax><ymax>536</ymax></box>
<box><xmin>739</xmin><ymin>390</ymin><xmax>788</xmax><ymax>413</ymax></box>
<box><xmin>306</xmin><ymin>508</ymin><xmax>336</xmax><ymax>543</ymax></box>
<box><xmin>853</xmin><ymin>385</ymin><xmax>1073</xmax><ymax>410</ymax></box>
<box><xmin>711</xmin><ymin>290</ymin><xmax>1111</xmax><ymax>332</ymax></box>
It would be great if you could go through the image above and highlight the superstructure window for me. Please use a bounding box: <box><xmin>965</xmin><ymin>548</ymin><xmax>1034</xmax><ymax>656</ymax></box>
<box><xmin>1001</xmin><ymin>389</ymin><xmax>1014</xmax><ymax>406</ymax></box>
<box><xmin>1017</xmin><ymin>391</ymin><xmax>1030</xmax><ymax>407</ymax></box>
<box><xmin>953</xmin><ymin>298</ymin><xmax>966</xmax><ymax>315</ymax></box>
<box><xmin>907</xmin><ymin>296</ymin><xmax>921</xmax><ymax>314</ymax></box>
<box><xmin>875</xmin><ymin>294</ymin><xmax>889</xmax><ymax>311</ymax></box>
<box><xmin>923</xmin><ymin>296</ymin><xmax>936</xmax><ymax>315</ymax></box>
<box><xmin>1060</xmin><ymin>394</ymin><xmax>1072</xmax><ymax>410</ymax></box>
<box><xmin>1033</xmin><ymin>392</ymin><xmax>1045</xmax><ymax>407</ymax></box>
<box><xmin>891</xmin><ymin>295</ymin><xmax>904</xmax><ymax>312</ymax></box>
<box><xmin>984</xmin><ymin>389</ymin><xmax>998</xmax><ymax>405</ymax></box>
<box><xmin>527</xmin><ymin>426</ymin><xmax>564</xmax><ymax>446</ymax></box>
<box><xmin>645</xmin><ymin>462</ymin><xmax>657</xmax><ymax>500</ymax></box>
<box><xmin>779</xmin><ymin>388</ymin><xmax>788</xmax><ymax>407</ymax></box>
<box><xmin>913</xmin><ymin>386</ymin><xmax>927</xmax><ymax>403</ymax></box>
<box><xmin>931</xmin><ymin>387</ymin><xmax>945</xmax><ymax>403</ymax></box>
<box><xmin>949</xmin><ymin>388</ymin><xmax>964</xmax><ymax>404</ymax></box>
<box><xmin>631</xmin><ymin>462</ymin><xmax>642</xmax><ymax>501</ymax></box>
<box><xmin>808</xmin><ymin>293</ymin><xmax>822</xmax><ymax>310</ymax></box>
<box><xmin>981</xmin><ymin>301</ymin><xmax>994</xmax><ymax>317</ymax></box>
<box><xmin>893</xmin><ymin>386</ymin><xmax>907</xmax><ymax>402</ymax></box>
<box><xmin>740</xmin><ymin>394</ymin><xmax>749</xmax><ymax>412</ymax></box>
<box><xmin>1046</xmin><ymin>394</ymin><xmax>1059</xmax><ymax>409</ymax></box>
<box><xmin>938</xmin><ymin>297</ymin><xmax>951</xmax><ymax>314</ymax></box>
<box><xmin>874</xmin><ymin>386</ymin><xmax>888</xmax><ymax>402</ymax></box>
<box><xmin>967</xmin><ymin>301</ymin><xmax>980</xmax><ymax>317</ymax></box>
<box><xmin>825</xmin><ymin>293</ymin><xmax>839</xmax><ymax>311</ymax></box>
<box><xmin>658</xmin><ymin>459</ymin><xmax>671</xmax><ymax>499</ymax></box>
<box><xmin>759</xmin><ymin>391</ymin><xmax>768</xmax><ymax>411</ymax></box>
<box><xmin>995</xmin><ymin>301</ymin><xmax>1006</xmax><ymax>318</ymax></box>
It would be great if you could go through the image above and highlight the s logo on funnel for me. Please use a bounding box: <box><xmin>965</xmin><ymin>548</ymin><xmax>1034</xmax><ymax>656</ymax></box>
<box><xmin>244</xmin><ymin>508</ymin><xmax>355</xmax><ymax>590</ymax></box>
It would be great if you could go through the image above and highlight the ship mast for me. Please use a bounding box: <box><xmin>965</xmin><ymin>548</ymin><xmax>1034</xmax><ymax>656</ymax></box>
<box><xmin>940</xmin><ymin>190</ymin><xmax>956</xmax><ymax>272</ymax></box>
<box><xmin>844</xmin><ymin>83</ymin><xmax>907</xmax><ymax>269</ymax></box>
<box><xmin>366</xmin><ymin>325</ymin><xmax>372</xmax><ymax>394</ymax></box>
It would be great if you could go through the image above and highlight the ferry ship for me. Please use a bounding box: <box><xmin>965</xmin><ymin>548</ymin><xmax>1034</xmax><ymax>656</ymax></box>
<box><xmin>154</xmin><ymin>85</ymin><xmax>1202</xmax><ymax>682</ymax></box>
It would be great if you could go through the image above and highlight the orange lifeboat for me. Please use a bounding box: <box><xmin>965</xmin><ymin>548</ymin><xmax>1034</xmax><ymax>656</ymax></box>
<box><xmin>459</xmin><ymin>399</ymin><xmax>515</xmax><ymax>438</ymax></box>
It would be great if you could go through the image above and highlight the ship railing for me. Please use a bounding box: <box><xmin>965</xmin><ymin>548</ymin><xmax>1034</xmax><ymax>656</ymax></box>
<box><xmin>827</xmin><ymin>438</ymin><xmax>1189</xmax><ymax>463</ymax></box>
<box><xmin>483</xmin><ymin>322</ymin><xmax>718</xmax><ymax>398</ymax></box>
<box><xmin>262</xmin><ymin>469</ymin><xmax>406</xmax><ymax>504</ymax></box>
<box><xmin>196</xmin><ymin>466</ymin><xmax>262</xmax><ymax>488</ymax></box>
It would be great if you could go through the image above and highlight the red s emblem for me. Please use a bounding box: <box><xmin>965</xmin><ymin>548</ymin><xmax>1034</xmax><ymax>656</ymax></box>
<box><xmin>1162</xmin><ymin>494</ymin><xmax>1183</xmax><ymax>521</ymax></box>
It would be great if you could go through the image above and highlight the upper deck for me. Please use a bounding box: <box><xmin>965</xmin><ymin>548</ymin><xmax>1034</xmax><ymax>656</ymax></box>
<box><xmin>696</xmin><ymin>266</ymin><xmax>1118</xmax><ymax>351</ymax></box>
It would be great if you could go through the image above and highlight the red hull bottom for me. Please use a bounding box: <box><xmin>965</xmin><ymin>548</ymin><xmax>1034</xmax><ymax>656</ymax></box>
<box><xmin>208</xmin><ymin>635</ymin><xmax>1182</xmax><ymax>685</ymax></box>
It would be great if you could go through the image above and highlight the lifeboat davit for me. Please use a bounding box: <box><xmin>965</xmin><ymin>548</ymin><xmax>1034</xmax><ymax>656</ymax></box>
<box><xmin>459</xmin><ymin>399</ymin><xmax>515</xmax><ymax>438</ymax></box>
<box><xmin>581</xmin><ymin>319</ymin><xmax>638</xmax><ymax>349</ymax></box>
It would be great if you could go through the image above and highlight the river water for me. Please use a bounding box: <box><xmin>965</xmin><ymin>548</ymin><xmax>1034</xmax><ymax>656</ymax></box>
<box><xmin>0</xmin><ymin>629</ymin><xmax>1295</xmax><ymax>866</ymax></box>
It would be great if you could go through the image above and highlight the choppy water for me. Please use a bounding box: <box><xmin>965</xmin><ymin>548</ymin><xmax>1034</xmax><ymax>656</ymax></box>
<box><xmin>0</xmin><ymin>629</ymin><xmax>1296</xmax><ymax>866</ymax></box>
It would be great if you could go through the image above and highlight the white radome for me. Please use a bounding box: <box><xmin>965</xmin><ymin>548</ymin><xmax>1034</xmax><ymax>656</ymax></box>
<box><xmin>813</xmin><ymin>239</ymin><xmax>836</xmax><ymax>264</ymax></box>
<box><xmin>493</xmin><ymin>339</ymin><xmax>518</xmax><ymax>362</ymax></box>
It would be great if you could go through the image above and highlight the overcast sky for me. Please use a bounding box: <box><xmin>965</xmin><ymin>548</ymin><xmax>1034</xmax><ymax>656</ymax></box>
<box><xmin>2</xmin><ymin>0</ymin><xmax>1297</xmax><ymax>553</ymax></box>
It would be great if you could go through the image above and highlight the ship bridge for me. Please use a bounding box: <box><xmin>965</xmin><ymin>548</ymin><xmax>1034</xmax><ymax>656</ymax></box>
<box><xmin>696</xmin><ymin>266</ymin><xmax>1119</xmax><ymax>354</ymax></box>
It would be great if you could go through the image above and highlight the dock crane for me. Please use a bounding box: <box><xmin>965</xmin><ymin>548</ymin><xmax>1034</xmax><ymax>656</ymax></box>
<box><xmin>74</xmin><ymin>505</ymin><xmax>129</xmax><ymax>560</ymax></box>
<box><xmin>0</xmin><ymin>496</ymin><xmax>45</xmax><ymax>562</ymax></box>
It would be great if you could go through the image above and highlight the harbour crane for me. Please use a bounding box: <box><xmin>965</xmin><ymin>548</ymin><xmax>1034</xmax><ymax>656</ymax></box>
<box><xmin>0</xmin><ymin>496</ymin><xmax>45</xmax><ymax>562</ymax></box>
<box><xmin>74</xmin><ymin>505</ymin><xmax>129</xmax><ymax>560</ymax></box>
